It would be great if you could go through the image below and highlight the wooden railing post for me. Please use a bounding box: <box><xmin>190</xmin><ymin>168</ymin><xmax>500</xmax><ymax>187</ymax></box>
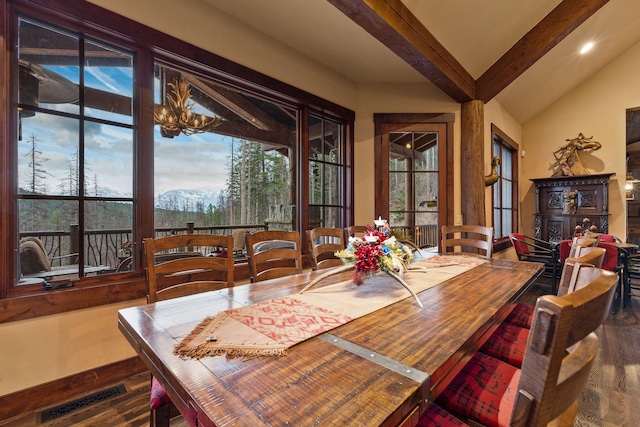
<box><xmin>186</xmin><ymin>222</ymin><xmax>194</xmax><ymax>251</ymax></box>
<box><xmin>69</xmin><ymin>224</ymin><xmax>79</xmax><ymax>266</ymax></box>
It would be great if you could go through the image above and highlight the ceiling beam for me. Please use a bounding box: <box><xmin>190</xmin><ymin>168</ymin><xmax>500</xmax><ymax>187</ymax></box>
<box><xmin>327</xmin><ymin>0</ymin><xmax>475</xmax><ymax>103</ymax></box>
<box><xmin>476</xmin><ymin>0</ymin><xmax>609</xmax><ymax>102</ymax></box>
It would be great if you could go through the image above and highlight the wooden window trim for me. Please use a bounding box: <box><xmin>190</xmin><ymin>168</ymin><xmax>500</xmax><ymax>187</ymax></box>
<box><xmin>373</xmin><ymin>113</ymin><xmax>455</xmax><ymax>229</ymax></box>
<box><xmin>490</xmin><ymin>124</ymin><xmax>519</xmax><ymax>239</ymax></box>
<box><xmin>0</xmin><ymin>0</ymin><xmax>354</xmax><ymax>323</ymax></box>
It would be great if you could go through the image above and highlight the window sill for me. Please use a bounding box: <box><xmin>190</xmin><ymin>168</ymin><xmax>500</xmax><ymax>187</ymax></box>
<box><xmin>1</xmin><ymin>274</ymin><xmax>147</xmax><ymax>323</ymax></box>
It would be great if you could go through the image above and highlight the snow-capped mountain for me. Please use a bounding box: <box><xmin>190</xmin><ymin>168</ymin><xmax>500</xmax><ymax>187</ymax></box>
<box><xmin>155</xmin><ymin>189</ymin><xmax>219</xmax><ymax>211</ymax></box>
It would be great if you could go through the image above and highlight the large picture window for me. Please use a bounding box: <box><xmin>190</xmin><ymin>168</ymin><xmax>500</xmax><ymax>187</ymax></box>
<box><xmin>17</xmin><ymin>18</ymin><xmax>134</xmax><ymax>282</ymax></box>
<box><xmin>2</xmin><ymin>0</ymin><xmax>354</xmax><ymax>321</ymax></box>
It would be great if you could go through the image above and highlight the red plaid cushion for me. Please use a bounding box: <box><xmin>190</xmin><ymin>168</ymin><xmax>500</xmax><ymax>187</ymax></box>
<box><xmin>417</xmin><ymin>404</ymin><xmax>469</xmax><ymax>426</ymax></box>
<box><xmin>436</xmin><ymin>352</ymin><xmax>520</xmax><ymax>427</ymax></box>
<box><xmin>503</xmin><ymin>303</ymin><xmax>534</xmax><ymax>329</ymax></box>
<box><xmin>479</xmin><ymin>322</ymin><xmax>529</xmax><ymax>368</ymax></box>
<box><xmin>150</xmin><ymin>376</ymin><xmax>171</xmax><ymax>409</ymax></box>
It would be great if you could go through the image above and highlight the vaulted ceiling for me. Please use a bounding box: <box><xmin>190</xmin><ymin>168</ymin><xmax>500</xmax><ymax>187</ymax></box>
<box><xmin>202</xmin><ymin>0</ymin><xmax>640</xmax><ymax>134</ymax></box>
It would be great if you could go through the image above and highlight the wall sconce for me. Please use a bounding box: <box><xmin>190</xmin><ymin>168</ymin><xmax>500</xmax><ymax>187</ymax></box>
<box><xmin>154</xmin><ymin>78</ymin><xmax>221</xmax><ymax>138</ymax></box>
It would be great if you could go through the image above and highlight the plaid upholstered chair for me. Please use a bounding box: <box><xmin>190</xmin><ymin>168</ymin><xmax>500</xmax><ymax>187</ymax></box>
<box><xmin>479</xmin><ymin>249</ymin><xmax>606</xmax><ymax>370</ymax></box>
<box><xmin>418</xmin><ymin>264</ymin><xmax>617</xmax><ymax>427</ymax></box>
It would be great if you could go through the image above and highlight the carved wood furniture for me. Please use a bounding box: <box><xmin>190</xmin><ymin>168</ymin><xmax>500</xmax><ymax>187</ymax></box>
<box><xmin>531</xmin><ymin>173</ymin><xmax>614</xmax><ymax>241</ymax></box>
<box><xmin>118</xmin><ymin>258</ymin><xmax>542</xmax><ymax>426</ymax></box>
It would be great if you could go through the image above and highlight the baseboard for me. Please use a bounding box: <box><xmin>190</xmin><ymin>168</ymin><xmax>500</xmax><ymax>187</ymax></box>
<box><xmin>0</xmin><ymin>357</ymin><xmax>147</xmax><ymax>421</ymax></box>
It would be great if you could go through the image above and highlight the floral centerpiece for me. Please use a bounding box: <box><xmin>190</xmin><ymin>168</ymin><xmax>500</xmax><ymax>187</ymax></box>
<box><xmin>300</xmin><ymin>220</ymin><xmax>424</xmax><ymax>307</ymax></box>
<box><xmin>335</xmin><ymin>226</ymin><xmax>414</xmax><ymax>286</ymax></box>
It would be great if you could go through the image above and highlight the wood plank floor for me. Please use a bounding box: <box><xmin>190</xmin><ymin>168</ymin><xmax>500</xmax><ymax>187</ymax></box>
<box><xmin>1</xmin><ymin>279</ymin><xmax>638</xmax><ymax>427</ymax></box>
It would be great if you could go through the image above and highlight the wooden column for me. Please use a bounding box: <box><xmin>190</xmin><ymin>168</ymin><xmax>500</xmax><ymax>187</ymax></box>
<box><xmin>460</xmin><ymin>100</ymin><xmax>485</xmax><ymax>226</ymax></box>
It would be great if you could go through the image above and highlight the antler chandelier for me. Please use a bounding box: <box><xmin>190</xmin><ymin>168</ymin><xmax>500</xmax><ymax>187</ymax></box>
<box><xmin>154</xmin><ymin>78</ymin><xmax>221</xmax><ymax>137</ymax></box>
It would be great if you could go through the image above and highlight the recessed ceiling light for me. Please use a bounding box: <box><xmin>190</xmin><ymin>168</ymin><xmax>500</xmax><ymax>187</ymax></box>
<box><xmin>580</xmin><ymin>42</ymin><xmax>594</xmax><ymax>54</ymax></box>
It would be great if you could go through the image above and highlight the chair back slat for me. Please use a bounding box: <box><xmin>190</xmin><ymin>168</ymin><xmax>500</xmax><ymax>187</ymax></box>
<box><xmin>245</xmin><ymin>230</ymin><xmax>303</xmax><ymax>282</ymax></box>
<box><xmin>307</xmin><ymin>227</ymin><xmax>345</xmax><ymax>271</ymax></box>
<box><xmin>557</xmin><ymin>247</ymin><xmax>606</xmax><ymax>296</ymax></box>
<box><xmin>441</xmin><ymin>225</ymin><xmax>493</xmax><ymax>258</ymax></box>
<box><xmin>344</xmin><ymin>225</ymin><xmax>368</xmax><ymax>241</ymax></box>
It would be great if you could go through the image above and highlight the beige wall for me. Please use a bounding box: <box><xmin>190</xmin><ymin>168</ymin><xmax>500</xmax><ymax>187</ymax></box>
<box><xmin>353</xmin><ymin>83</ymin><xmax>462</xmax><ymax>225</ymax></box>
<box><xmin>521</xmin><ymin>39</ymin><xmax>640</xmax><ymax>239</ymax></box>
<box><xmin>0</xmin><ymin>300</ymin><xmax>142</xmax><ymax>395</ymax></box>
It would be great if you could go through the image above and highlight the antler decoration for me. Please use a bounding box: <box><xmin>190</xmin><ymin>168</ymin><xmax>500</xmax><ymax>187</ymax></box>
<box><xmin>155</xmin><ymin>78</ymin><xmax>222</xmax><ymax>137</ymax></box>
<box><xmin>484</xmin><ymin>156</ymin><xmax>500</xmax><ymax>186</ymax></box>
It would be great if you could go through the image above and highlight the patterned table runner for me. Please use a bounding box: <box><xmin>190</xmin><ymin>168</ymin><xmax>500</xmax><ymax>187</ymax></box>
<box><xmin>174</xmin><ymin>255</ymin><xmax>486</xmax><ymax>360</ymax></box>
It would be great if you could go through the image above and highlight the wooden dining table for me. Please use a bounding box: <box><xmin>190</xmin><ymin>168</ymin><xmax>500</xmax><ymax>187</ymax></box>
<box><xmin>118</xmin><ymin>256</ymin><xmax>543</xmax><ymax>427</ymax></box>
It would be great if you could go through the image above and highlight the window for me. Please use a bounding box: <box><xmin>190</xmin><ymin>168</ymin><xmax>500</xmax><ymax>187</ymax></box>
<box><xmin>153</xmin><ymin>63</ymin><xmax>300</xmax><ymax>236</ymax></box>
<box><xmin>1</xmin><ymin>0</ymin><xmax>354</xmax><ymax>321</ymax></box>
<box><xmin>491</xmin><ymin>125</ymin><xmax>518</xmax><ymax>239</ymax></box>
<box><xmin>308</xmin><ymin>114</ymin><xmax>344</xmax><ymax>229</ymax></box>
<box><xmin>17</xmin><ymin>18</ymin><xmax>134</xmax><ymax>282</ymax></box>
<box><xmin>374</xmin><ymin>114</ymin><xmax>454</xmax><ymax>248</ymax></box>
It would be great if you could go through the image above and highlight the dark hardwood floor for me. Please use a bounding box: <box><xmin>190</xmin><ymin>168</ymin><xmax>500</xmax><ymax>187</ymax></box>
<box><xmin>1</xmin><ymin>279</ymin><xmax>637</xmax><ymax>427</ymax></box>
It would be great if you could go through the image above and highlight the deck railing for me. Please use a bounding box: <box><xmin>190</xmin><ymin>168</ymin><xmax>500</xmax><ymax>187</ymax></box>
<box><xmin>19</xmin><ymin>223</ymin><xmax>440</xmax><ymax>272</ymax></box>
<box><xmin>19</xmin><ymin>223</ymin><xmax>267</xmax><ymax>271</ymax></box>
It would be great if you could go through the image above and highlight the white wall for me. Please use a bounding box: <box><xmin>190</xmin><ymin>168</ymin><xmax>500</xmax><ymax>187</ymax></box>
<box><xmin>521</xmin><ymin>40</ymin><xmax>640</xmax><ymax>239</ymax></box>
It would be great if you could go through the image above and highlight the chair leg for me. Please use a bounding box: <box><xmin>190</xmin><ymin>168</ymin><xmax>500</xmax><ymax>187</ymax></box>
<box><xmin>151</xmin><ymin>403</ymin><xmax>171</xmax><ymax>427</ymax></box>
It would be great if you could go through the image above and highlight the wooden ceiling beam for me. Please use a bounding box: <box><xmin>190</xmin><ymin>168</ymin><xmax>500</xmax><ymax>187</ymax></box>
<box><xmin>327</xmin><ymin>0</ymin><xmax>475</xmax><ymax>103</ymax></box>
<box><xmin>476</xmin><ymin>0</ymin><xmax>609</xmax><ymax>102</ymax></box>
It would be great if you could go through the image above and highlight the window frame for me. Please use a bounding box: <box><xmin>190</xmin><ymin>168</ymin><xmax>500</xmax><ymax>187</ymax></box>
<box><xmin>490</xmin><ymin>124</ymin><xmax>519</xmax><ymax>239</ymax></box>
<box><xmin>373</xmin><ymin>113</ymin><xmax>455</xmax><ymax>246</ymax></box>
<box><xmin>0</xmin><ymin>0</ymin><xmax>354</xmax><ymax>322</ymax></box>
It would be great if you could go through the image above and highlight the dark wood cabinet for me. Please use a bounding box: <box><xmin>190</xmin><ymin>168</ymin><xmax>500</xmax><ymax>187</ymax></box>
<box><xmin>531</xmin><ymin>173</ymin><xmax>614</xmax><ymax>241</ymax></box>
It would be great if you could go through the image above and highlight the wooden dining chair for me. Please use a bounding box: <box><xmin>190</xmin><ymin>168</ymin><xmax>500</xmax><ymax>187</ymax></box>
<box><xmin>568</xmin><ymin>236</ymin><xmax>599</xmax><ymax>258</ymax></box>
<box><xmin>144</xmin><ymin>233</ymin><xmax>235</xmax><ymax>303</ymax></box>
<box><xmin>344</xmin><ymin>225</ymin><xmax>369</xmax><ymax>241</ymax></box>
<box><xmin>144</xmin><ymin>233</ymin><xmax>234</xmax><ymax>427</ymax></box>
<box><xmin>480</xmin><ymin>249</ymin><xmax>607</xmax><ymax>369</ymax></box>
<box><xmin>307</xmin><ymin>227</ymin><xmax>345</xmax><ymax>270</ymax></box>
<box><xmin>419</xmin><ymin>264</ymin><xmax>618</xmax><ymax>427</ymax></box>
<box><xmin>245</xmin><ymin>230</ymin><xmax>303</xmax><ymax>282</ymax></box>
<box><xmin>504</xmin><ymin>246</ymin><xmax>607</xmax><ymax>330</ymax></box>
<box><xmin>441</xmin><ymin>224</ymin><xmax>494</xmax><ymax>258</ymax></box>
<box><xmin>509</xmin><ymin>232</ymin><xmax>560</xmax><ymax>290</ymax></box>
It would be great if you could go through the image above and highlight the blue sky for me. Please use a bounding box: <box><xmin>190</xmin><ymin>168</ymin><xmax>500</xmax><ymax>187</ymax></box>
<box><xmin>19</xmin><ymin>64</ymin><xmax>231</xmax><ymax>198</ymax></box>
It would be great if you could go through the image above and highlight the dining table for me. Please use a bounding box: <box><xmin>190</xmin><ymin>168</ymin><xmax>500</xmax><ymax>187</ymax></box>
<box><xmin>118</xmin><ymin>255</ymin><xmax>543</xmax><ymax>427</ymax></box>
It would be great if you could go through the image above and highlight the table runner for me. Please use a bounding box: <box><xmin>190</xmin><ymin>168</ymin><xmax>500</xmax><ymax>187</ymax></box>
<box><xmin>174</xmin><ymin>255</ymin><xmax>486</xmax><ymax>360</ymax></box>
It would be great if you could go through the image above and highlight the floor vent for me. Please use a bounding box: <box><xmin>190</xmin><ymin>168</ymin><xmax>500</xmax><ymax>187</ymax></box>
<box><xmin>40</xmin><ymin>384</ymin><xmax>126</xmax><ymax>422</ymax></box>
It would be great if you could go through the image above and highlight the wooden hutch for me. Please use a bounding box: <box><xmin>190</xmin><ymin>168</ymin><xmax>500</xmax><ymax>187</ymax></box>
<box><xmin>531</xmin><ymin>173</ymin><xmax>614</xmax><ymax>241</ymax></box>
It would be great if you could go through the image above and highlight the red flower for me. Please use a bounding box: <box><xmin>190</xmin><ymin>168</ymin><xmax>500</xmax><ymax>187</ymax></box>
<box><xmin>354</xmin><ymin>244</ymin><xmax>382</xmax><ymax>273</ymax></box>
